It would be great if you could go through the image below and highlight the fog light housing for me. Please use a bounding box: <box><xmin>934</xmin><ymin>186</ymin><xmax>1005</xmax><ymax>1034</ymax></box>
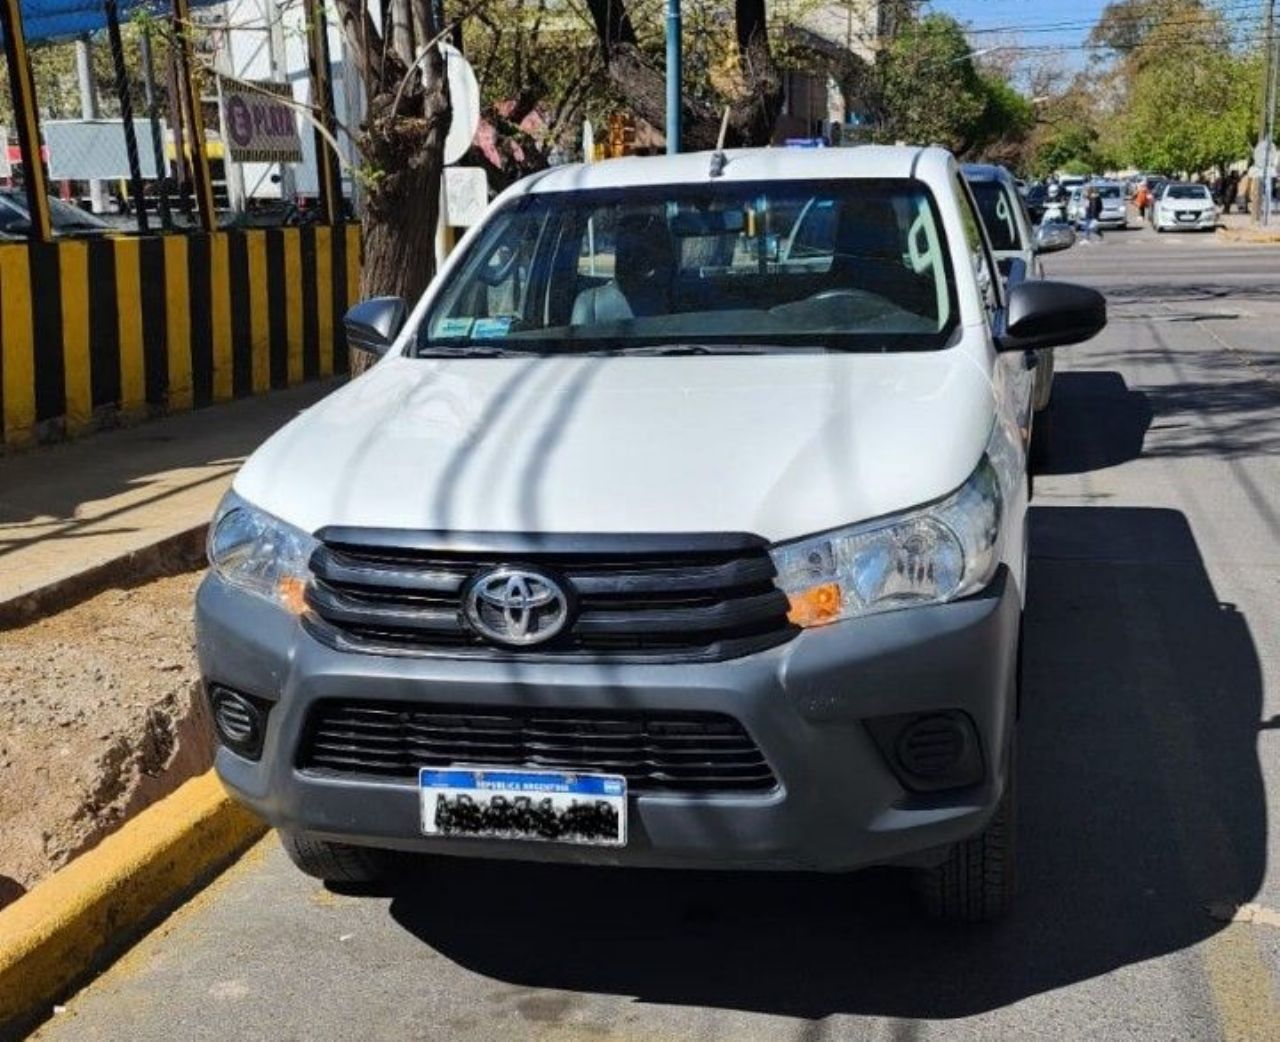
<box><xmin>208</xmin><ymin>686</ymin><xmax>269</xmax><ymax>760</ymax></box>
<box><xmin>865</xmin><ymin>710</ymin><xmax>984</xmax><ymax>793</ymax></box>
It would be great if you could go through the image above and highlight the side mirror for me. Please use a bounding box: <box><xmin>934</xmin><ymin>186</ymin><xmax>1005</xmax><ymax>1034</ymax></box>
<box><xmin>1034</xmin><ymin>222</ymin><xmax>1076</xmax><ymax>254</ymax></box>
<box><xmin>996</xmin><ymin>280</ymin><xmax>1107</xmax><ymax>353</ymax></box>
<box><xmin>344</xmin><ymin>297</ymin><xmax>406</xmax><ymax>358</ymax></box>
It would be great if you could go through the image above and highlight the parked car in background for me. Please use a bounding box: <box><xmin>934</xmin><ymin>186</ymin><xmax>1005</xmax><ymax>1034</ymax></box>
<box><xmin>963</xmin><ymin>163</ymin><xmax>1072</xmax><ymax>466</ymax></box>
<box><xmin>1153</xmin><ymin>182</ymin><xmax>1218</xmax><ymax>232</ymax></box>
<box><xmin>1143</xmin><ymin>178</ymin><xmax>1169</xmax><ymax>224</ymax></box>
<box><xmin>1090</xmin><ymin>181</ymin><xmax>1128</xmax><ymax>229</ymax></box>
<box><xmin>198</xmin><ymin>145</ymin><xmax>1107</xmax><ymax>923</ymax></box>
<box><xmin>0</xmin><ymin>189</ymin><xmax>113</xmax><ymax>237</ymax></box>
<box><xmin>1066</xmin><ymin>186</ymin><xmax>1087</xmax><ymax>225</ymax></box>
<box><xmin>1024</xmin><ymin>182</ymin><xmax>1048</xmax><ymax>223</ymax></box>
<box><xmin>1058</xmin><ymin>175</ymin><xmax>1087</xmax><ymax>197</ymax></box>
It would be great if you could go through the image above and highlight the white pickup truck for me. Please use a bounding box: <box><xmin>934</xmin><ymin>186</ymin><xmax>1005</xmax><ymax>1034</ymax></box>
<box><xmin>197</xmin><ymin>146</ymin><xmax>1106</xmax><ymax>921</ymax></box>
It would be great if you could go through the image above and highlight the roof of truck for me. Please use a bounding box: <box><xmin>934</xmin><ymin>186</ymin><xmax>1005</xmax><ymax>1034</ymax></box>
<box><xmin>511</xmin><ymin>146</ymin><xmax>954</xmax><ymax>197</ymax></box>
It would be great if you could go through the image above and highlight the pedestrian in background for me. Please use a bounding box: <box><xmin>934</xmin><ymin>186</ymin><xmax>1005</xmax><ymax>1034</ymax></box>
<box><xmin>1223</xmin><ymin>172</ymin><xmax>1240</xmax><ymax>213</ymax></box>
<box><xmin>1135</xmin><ymin>181</ymin><xmax>1150</xmax><ymax>220</ymax></box>
<box><xmin>1082</xmin><ymin>186</ymin><xmax>1104</xmax><ymax>243</ymax></box>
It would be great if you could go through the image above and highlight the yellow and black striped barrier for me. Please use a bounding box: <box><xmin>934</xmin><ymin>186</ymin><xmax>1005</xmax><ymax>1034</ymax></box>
<box><xmin>0</xmin><ymin>225</ymin><xmax>362</xmax><ymax>449</ymax></box>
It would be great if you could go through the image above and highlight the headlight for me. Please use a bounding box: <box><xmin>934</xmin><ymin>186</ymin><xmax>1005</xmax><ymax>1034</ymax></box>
<box><xmin>207</xmin><ymin>491</ymin><xmax>318</xmax><ymax>614</ymax></box>
<box><xmin>770</xmin><ymin>429</ymin><xmax>1015</xmax><ymax>627</ymax></box>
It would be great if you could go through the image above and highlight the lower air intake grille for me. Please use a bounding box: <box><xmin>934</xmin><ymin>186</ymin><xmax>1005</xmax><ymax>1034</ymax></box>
<box><xmin>298</xmin><ymin>701</ymin><xmax>778</xmax><ymax>795</ymax></box>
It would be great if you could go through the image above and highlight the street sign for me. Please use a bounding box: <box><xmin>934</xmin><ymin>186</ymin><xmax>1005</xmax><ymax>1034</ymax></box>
<box><xmin>443</xmin><ymin>166</ymin><xmax>488</xmax><ymax>227</ymax></box>
<box><xmin>0</xmin><ymin>128</ymin><xmax>9</xmax><ymax>178</ymax></box>
<box><xmin>442</xmin><ymin>43</ymin><xmax>480</xmax><ymax>166</ymax></box>
<box><xmin>220</xmin><ymin>80</ymin><xmax>302</xmax><ymax>164</ymax></box>
<box><xmin>44</xmin><ymin>120</ymin><xmax>164</xmax><ymax>179</ymax></box>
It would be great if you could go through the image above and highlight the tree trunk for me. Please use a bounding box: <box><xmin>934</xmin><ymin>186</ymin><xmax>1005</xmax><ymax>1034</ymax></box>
<box><xmin>591</xmin><ymin>0</ymin><xmax>783</xmax><ymax>149</ymax></box>
<box><xmin>584</xmin><ymin>0</ymin><xmax>637</xmax><ymax>56</ymax></box>
<box><xmin>334</xmin><ymin>0</ymin><xmax>450</xmax><ymax>375</ymax></box>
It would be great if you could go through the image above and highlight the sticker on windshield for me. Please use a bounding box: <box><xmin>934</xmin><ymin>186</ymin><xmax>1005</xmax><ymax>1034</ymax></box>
<box><xmin>472</xmin><ymin>317</ymin><xmax>514</xmax><ymax>339</ymax></box>
<box><xmin>437</xmin><ymin>317</ymin><xmax>475</xmax><ymax>338</ymax></box>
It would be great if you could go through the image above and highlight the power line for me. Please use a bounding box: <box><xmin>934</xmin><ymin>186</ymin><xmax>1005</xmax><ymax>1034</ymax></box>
<box><xmin>930</xmin><ymin>0</ymin><xmax>1264</xmax><ymax>37</ymax></box>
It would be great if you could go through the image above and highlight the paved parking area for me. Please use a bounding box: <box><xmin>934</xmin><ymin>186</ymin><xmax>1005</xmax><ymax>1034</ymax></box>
<box><xmin>28</xmin><ymin>233</ymin><xmax>1280</xmax><ymax>1042</ymax></box>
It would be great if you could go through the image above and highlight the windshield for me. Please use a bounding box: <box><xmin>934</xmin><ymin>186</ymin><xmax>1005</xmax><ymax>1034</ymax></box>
<box><xmin>969</xmin><ymin>181</ymin><xmax>1022</xmax><ymax>252</ymax></box>
<box><xmin>1166</xmin><ymin>185</ymin><xmax>1210</xmax><ymax>201</ymax></box>
<box><xmin>1097</xmin><ymin>186</ymin><xmax>1122</xmax><ymax>200</ymax></box>
<box><xmin>0</xmin><ymin>190</ymin><xmax>111</xmax><ymax>234</ymax></box>
<box><xmin>420</xmin><ymin>179</ymin><xmax>959</xmax><ymax>356</ymax></box>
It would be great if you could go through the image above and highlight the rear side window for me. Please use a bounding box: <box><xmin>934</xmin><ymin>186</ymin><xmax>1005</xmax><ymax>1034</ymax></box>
<box><xmin>969</xmin><ymin>181</ymin><xmax>1022</xmax><ymax>252</ymax></box>
<box><xmin>953</xmin><ymin>174</ymin><xmax>1000</xmax><ymax>316</ymax></box>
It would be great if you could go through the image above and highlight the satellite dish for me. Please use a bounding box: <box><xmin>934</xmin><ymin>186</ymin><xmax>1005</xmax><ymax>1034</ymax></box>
<box><xmin>441</xmin><ymin>43</ymin><xmax>480</xmax><ymax>167</ymax></box>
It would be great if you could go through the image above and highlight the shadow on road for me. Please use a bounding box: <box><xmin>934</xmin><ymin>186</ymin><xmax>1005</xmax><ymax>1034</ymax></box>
<box><xmin>380</xmin><ymin>506</ymin><xmax>1267</xmax><ymax>1020</ymax></box>
<box><xmin>1039</xmin><ymin>371</ymin><xmax>1152</xmax><ymax>475</ymax></box>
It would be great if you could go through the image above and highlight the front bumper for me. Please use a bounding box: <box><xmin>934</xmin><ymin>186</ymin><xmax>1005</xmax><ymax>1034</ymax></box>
<box><xmin>196</xmin><ymin>568</ymin><xmax>1021</xmax><ymax>872</ymax></box>
<box><xmin>1157</xmin><ymin>212</ymin><xmax>1217</xmax><ymax>230</ymax></box>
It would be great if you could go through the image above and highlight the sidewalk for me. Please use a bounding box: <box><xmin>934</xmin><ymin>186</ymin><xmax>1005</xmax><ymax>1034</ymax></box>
<box><xmin>0</xmin><ymin>380</ymin><xmax>341</xmax><ymax>615</ymax></box>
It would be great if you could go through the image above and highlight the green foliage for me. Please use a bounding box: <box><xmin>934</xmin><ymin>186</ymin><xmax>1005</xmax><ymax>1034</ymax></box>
<box><xmin>1120</xmin><ymin>48</ymin><xmax>1260</xmax><ymax>173</ymax></box>
<box><xmin>874</xmin><ymin>14</ymin><xmax>990</xmax><ymax>152</ymax></box>
<box><xmin>1027</xmin><ymin>0</ymin><xmax>1263</xmax><ymax>177</ymax></box>
<box><xmin>872</xmin><ymin>14</ymin><xmax>1034</xmax><ymax>161</ymax></box>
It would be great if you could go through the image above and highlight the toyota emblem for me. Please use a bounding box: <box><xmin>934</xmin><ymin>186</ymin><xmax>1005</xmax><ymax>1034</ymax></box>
<box><xmin>463</xmin><ymin>567</ymin><xmax>571</xmax><ymax>647</ymax></box>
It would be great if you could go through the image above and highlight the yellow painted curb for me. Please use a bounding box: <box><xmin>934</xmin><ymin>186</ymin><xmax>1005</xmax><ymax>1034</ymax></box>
<box><xmin>0</xmin><ymin>771</ymin><xmax>265</xmax><ymax>1035</ymax></box>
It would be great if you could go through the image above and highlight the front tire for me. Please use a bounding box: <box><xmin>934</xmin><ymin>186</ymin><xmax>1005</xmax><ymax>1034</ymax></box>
<box><xmin>914</xmin><ymin>749</ymin><xmax>1017</xmax><ymax>923</ymax></box>
<box><xmin>279</xmin><ymin>829</ymin><xmax>391</xmax><ymax>884</ymax></box>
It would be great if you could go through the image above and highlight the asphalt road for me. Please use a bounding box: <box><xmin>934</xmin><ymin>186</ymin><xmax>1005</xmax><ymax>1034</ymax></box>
<box><xmin>30</xmin><ymin>228</ymin><xmax>1280</xmax><ymax>1042</ymax></box>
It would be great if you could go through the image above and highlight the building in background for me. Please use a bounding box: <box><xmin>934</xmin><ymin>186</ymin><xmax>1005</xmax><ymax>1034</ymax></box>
<box><xmin>198</xmin><ymin>0</ymin><xmax>362</xmax><ymax>212</ymax></box>
<box><xmin>777</xmin><ymin>0</ymin><xmax>886</xmax><ymax>145</ymax></box>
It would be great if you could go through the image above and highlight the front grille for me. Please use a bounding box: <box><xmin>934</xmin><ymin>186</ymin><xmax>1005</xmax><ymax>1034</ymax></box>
<box><xmin>298</xmin><ymin>701</ymin><xmax>779</xmax><ymax>795</ymax></box>
<box><xmin>303</xmin><ymin>530</ymin><xmax>796</xmax><ymax>662</ymax></box>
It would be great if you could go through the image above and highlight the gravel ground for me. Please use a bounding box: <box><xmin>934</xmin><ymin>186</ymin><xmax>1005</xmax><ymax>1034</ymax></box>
<box><xmin>0</xmin><ymin>571</ymin><xmax>210</xmax><ymax>910</ymax></box>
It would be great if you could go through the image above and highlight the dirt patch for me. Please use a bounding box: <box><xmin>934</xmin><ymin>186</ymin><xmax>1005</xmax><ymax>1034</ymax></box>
<box><xmin>0</xmin><ymin>571</ymin><xmax>213</xmax><ymax>909</ymax></box>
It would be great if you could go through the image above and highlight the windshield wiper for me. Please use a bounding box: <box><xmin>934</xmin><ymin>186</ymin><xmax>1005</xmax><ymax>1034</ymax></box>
<box><xmin>415</xmin><ymin>343</ymin><xmax>537</xmax><ymax>358</ymax></box>
<box><xmin>606</xmin><ymin>343</ymin><xmax>774</xmax><ymax>356</ymax></box>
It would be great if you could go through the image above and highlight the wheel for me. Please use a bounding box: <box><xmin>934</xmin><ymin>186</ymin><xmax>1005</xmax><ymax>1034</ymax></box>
<box><xmin>914</xmin><ymin>751</ymin><xmax>1017</xmax><ymax>923</ymax></box>
<box><xmin>279</xmin><ymin>829</ymin><xmax>391</xmax><ymax>884</ymax></box>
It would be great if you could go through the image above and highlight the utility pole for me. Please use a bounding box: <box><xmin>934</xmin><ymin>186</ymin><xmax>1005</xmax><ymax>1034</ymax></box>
<box><xmin>666</xmin><ymin>0</ymin><xmax>682</xmax><ymax>154</ymax></box>
<box><xmin>75</xmin><ymin>37</ymin><xmax>110</xmax><ymax>213</ymax></box>
<box><xmin>1262</xmin><ymin>0</ymin><xmax>1279</xmax><ymax>225</ymax></box>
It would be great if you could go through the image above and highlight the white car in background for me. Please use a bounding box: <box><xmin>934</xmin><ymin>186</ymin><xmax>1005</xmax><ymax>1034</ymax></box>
<box><xmin>1091</xmin><ymin>182</ymin><xmax>1128</xmax><ymax>229</ymax></box>
<box><xmin>1066</xmin><ymin>187</ymin><xmax>1087</xmax><ymax>226</ymax></box>
<box><xmin>1153</xmin><ymin>183</ymin><xmax>1218</xmax><ymax>232</ymax></box>
<box><xmin>963</xmin><ymin>163</ymin><xmax>1073</xmax><ymax>467</ymax></box>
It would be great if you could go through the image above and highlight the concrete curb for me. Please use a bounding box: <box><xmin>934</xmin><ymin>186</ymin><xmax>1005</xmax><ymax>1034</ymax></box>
<box><xmin>1216</xmin><ymin>227</ymin><xmax>1280</xmax><ymax>245</ymax></box>
<box><xmin>0</xmin><ymin>523</ymin><xmax>208</xmax><ymax>631</ymax></box>
<box><xmin>0</xmin><ymin>772</ymin><xmax>266</xmax><ymax>1040</ymax></box>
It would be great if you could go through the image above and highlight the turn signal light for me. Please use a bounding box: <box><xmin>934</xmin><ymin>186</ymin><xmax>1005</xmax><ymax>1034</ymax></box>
<box><xmin>786</xmin><ymin>583</ymin><xmax>842</xmax><ymax>628</ymax></box>
<box><xmin>278</xmin><ymin>576</ymin><xmax>309</xmax><ymax>615</ymax></box>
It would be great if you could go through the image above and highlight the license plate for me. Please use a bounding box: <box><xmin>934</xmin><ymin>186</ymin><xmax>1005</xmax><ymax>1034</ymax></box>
<box><xmin>1178</xmin><ymin>212</ymin><xmax>1196</xmax><ymax>221</ymax></box>
<box><xmin>420</xmin><ymin>767</ymin><xmax>627</xmax><ymax>846</ymax></box>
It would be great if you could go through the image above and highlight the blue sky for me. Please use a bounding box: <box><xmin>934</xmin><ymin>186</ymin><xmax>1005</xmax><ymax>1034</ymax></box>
<box><xmin>926</xmin><ymin>0</ymin><xmax>1114</xmax><ymax>71</ymax></box>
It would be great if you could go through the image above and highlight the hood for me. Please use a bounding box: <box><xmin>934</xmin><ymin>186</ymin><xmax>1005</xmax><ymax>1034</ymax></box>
<box><xmin>234</xmin><ymin>350</ymin><xmax>995</xmax><ymax>545</ymax></box>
